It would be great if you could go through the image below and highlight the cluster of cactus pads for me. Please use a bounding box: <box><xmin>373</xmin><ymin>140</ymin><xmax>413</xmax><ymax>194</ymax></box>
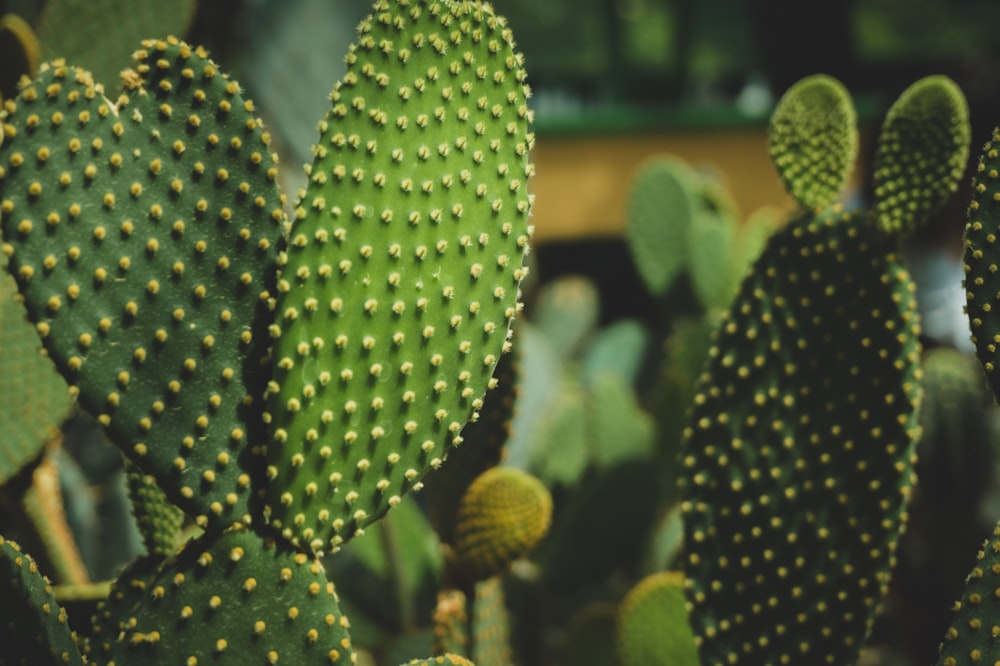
<box><xmin>0</xmin><ymin>0</ymin><xmax>543</xmax><ymax>663</ymax></box>
<box><xmin>676</xmin><ymin>72</ymin><xmax>973</xmax><ymax>666</ymax></box>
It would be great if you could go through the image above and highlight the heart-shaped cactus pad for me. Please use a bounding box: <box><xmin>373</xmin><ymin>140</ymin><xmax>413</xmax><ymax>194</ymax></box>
<box><xmin>264</xmin><ymin>0</ymin><xmax>535</xmax><ymax>554</ymax></box>
<box><xmin>0</xmin><ymin>37</ymin><xmax>286</xmax><ymax>531</ymax></box>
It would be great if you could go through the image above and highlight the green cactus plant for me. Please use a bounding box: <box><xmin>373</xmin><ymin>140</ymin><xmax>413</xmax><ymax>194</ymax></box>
<box><xmin>263</xmin><ymin>0</ymin><xmax>534</xmax><ymax>556</ymax></box>
<box><xmin>767</xmin><ymin>73</ymin><xmax>857</xmax><ymax>211</ymax></box>
<box><xmin>452</xmin><ymin>466</ymin><xmax>552</xmax><ymax>583</ymax></box>
<box><xmin>616</xmin><ymin>571</ymin><xmax>698</xmax><ymax>666</ymax></box>
<box><xmin>679</xmin><ymin>73</ymin><xmax>970</xmax><ymax>666</ymax></box>
<box><xmin>873</xmin><ymin>75</ymin><xmax>970</xmax><ymax>236</ymax></box>
<box><xmin>0</xmin><ymin>535</ymin><xmax>85</xmax><ymax>665</ymax></box>
<box><xmin>0</xmin><ymin>0</ymin><xmax>537</xmax><ymax>663</ymax></box>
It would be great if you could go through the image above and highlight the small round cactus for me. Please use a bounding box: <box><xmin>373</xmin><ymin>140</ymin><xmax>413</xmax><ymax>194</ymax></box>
<box><xmin>452</xmin><ymin>466</ymin><xmax>552</xmax><ymax>582</ymax></box>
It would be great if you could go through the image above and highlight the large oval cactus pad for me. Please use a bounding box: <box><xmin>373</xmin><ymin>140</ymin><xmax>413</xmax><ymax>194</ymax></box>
<box><xmin>0</xmin><ymin>39</ymin><xmax>286</xmax><ymax>530</ymax></box>
<box><xmin>266</xmin><ymin>0</ymin><xmax>534</xmax><ymax>554</ymax></box>
<box><xmin>679</xmin><ymin>208</ymin><xmax>922</xmax><ymax>665</ymax></box>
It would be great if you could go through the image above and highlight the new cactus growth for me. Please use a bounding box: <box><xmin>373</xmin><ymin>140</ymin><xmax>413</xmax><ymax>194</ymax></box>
<box><xmin>767</xmin><ymin>73</ymin><xmax>857</xmax><ymax>211</ymax></box>
<box><xmin>873</xmin><ymin>75</ymin><xmax>970</xmax><ymax>236</ymax></box>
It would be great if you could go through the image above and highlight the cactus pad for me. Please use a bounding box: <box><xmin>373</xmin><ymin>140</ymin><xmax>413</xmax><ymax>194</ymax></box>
<box><xmin>679</xmin><ymin>207</ymin><xmax>922</xmax><ymax>666</ymax></box>
<box><xmin>124</xmin><ymin>457</ymin><xmax>186</xmax><ymax>558</ymax></box>
<box><xmin>0</xmin><ymin>535</ymin><xmax>85</xmax><ymax>665</ymax></box>
<box><xmin>767</xmin><ymin>74</ymin><xmax>857</xmax><ymax>211</ymax></box>
<box><xmin>0</xmin><ymin>268</ymin><xmax>72</xmax><ymax>484</ymax></box>
<box><xmin>872</xmin><ymin>75</ymin><xmax>970</xmax><ymax>236</ymax></box>
<box><xmin>452</xmin><ymin>466</ymin><xmax>552</xmax><ymax>582</ymax></box>
<box><xmin>624</xmin><ymin>156</ymin><xmax>695</xmax><ymax>297</ymax></box>
<box><xmin>935</xmin><ymin>522</ymin><xmax>1000</xmax><ymax>665</ymax></box>
<box><xmin>106</xmin><ymin>524</ymin><xmax>354</xmax><ymax>664</ymax></box>
<box><xmin>616</xmin><ymin>571</ymin><xmax>699</xmax><ymax>666</ymax></box>
<box><xmin>964</xmin><ymin>128</ymin><xmax>1000</xmax><ymax>398</ymax></box>
<box><xmin>0</xmin><ymin>39</ymin><xmax>286</xmax><ymax>529</ymax></box>
<box><xmin>265</xmin><ymin>0</ymin><xmax>534</xmax><ymax>554</ymax></box>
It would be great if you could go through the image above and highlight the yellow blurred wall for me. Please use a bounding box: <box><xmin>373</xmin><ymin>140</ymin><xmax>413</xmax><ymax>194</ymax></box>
<box><xmin>528</xmin><ymin>128</ymin><xmax>800</xmax><ymax>243</ymax></box>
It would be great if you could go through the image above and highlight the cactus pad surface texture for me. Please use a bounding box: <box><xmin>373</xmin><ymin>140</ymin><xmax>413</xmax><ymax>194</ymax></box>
<box><xmin>0</xmin><ymin>38</ymin><xmax>285</xmax><ymax>531</ymax></box>
<box><xmin>679</xmin><ymin>206</ymin><xmax>922</xmax><ymax>666</ymax></box>
<box><xmin>264</xmin><ymin>0</ymin><xmax>535</xmax><ymax>555</ymax></box>
<box><xmin>767</xmin><ymin>73</ymin><xmax>857</xmax><ymax>211</ymax></box>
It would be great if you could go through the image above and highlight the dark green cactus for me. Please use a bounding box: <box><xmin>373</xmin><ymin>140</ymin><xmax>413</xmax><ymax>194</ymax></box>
<box><xmin>679</xmin><ymin>207</ymin><xmax>923</xmax><ymax>665</ymax></box>
<box><xmin>679</xmin><ymin>72</ymin><xmax>971</xmax><ymax>666</ymax></box>
<box><xmin>0</xmin><ymin>39</ymin><xmax>285</xmax><ymax>530</ymax></box>
<box><xmin>0</xmin><ymin>535</ymin><xmax>85</xmax><ymax>665</ymax></box>
<box><xmin>616</xmin><ymin>571</ymin><xmax>698</xmax><ymax>666</ymax></box>
<box><xmin>965</xmin><ymin>128</ymin><xmax>1000</xmax><ymax>398</ymax></box>
<box><xmin>767</xmin><ymin>73</ymin><xmax>857</xmax><ymax>211</ymax></box>
<box><xmin>934</xmin><ymin>522</ymin><xmax>1000</xmax><ymax>666</ymax></box>
<box><xmin>263</xmin><ymin>0</ymin><xmax>535</xmax><ymax>556</ymax></box>
<box><xmin>107</xmin><ymin>524</ymin><xmax>354</xmax><ymax>665</ymax></box>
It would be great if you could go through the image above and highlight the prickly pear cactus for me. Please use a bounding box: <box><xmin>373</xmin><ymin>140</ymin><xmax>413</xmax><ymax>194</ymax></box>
<box><xmin>0</xmin><ymin>535</ymin><xmax>85</xmax><ymax>665</ymax></box>
<box><xmin>935</xmin><ymin>522</ymin><xmax>1000</xmax><ymax>666</ymax></box>
<box><xmin>872</xmin><ymin>75</ymin><xmax>969</xmax><ymax>235</ymax></box>
<box><xmin>767</xmin><ymin>74</ymin><xmax>857</xmax><ymax>211</ymax></box>
<box><xmin>106</xmin><ymin>524</ymin><xmax>354</xmax><ymax>665</ymax></box>
<box><xmin>965</xmin><ymin>128</ymin><xmax>1000</xmax><ymax>399</ymax></box>
<box><xmin>0</xmin><ymin>38</ymin><xmax>286</xmax><ymax>529</ymax></box>
<box><xmin>264</xmin><ymin>0</ymin><xmax>535</xmax><ymax>555</ymax></box>
<box><xmin>679</xmin><ymin>207</ymin><xmax>923</xmax><ymax>666</ymax></box>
